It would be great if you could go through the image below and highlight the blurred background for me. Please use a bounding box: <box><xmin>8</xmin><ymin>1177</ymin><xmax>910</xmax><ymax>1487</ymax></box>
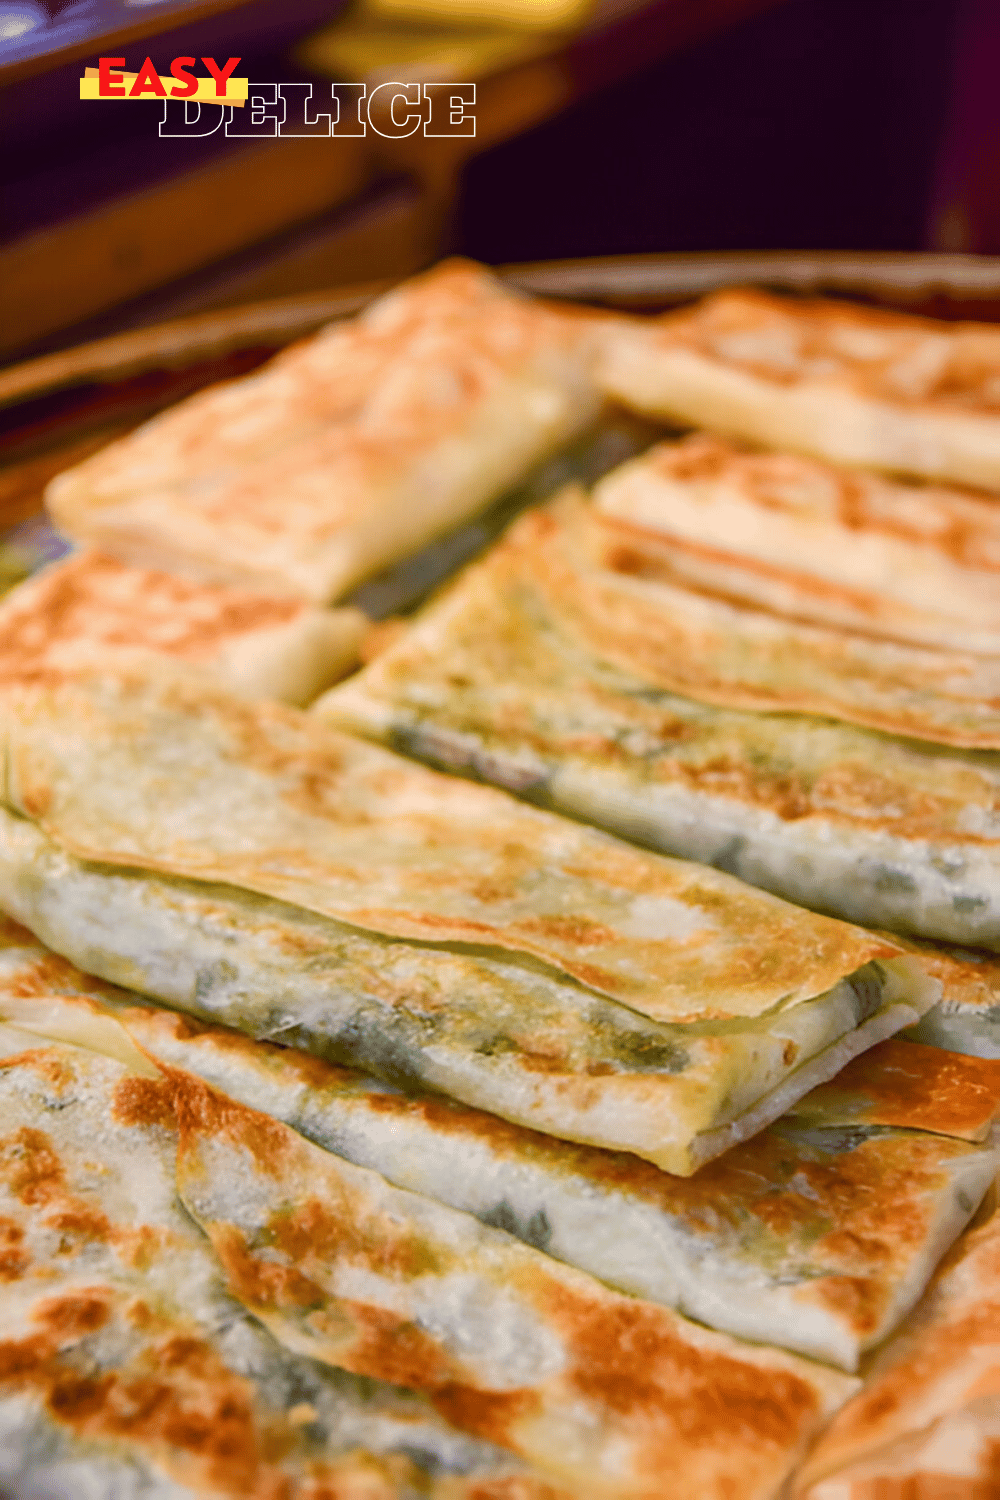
<box><xmin>0</xmin><ymin>0</ymin><xmax>995</xmax><ymax>363</ymax></box>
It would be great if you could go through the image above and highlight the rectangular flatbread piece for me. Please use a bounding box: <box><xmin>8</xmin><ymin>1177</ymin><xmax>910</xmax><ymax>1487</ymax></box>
<box><xmin>45</xmin><ymin>259</ymin><xmax>605</xmax><ymax>602</ymax></box>
<box><xmin>166</xmin><ymin>1067</ymin><xmax>858</xmax><ymax>1500</ymax></box>
<box><xmin>0</xmin><ymin>548</ymin><xmax>366</xmax><ymax>705</ymax></box>
<box><xmin>0</xmin><ymin>1024</ymin><xmax>558</xmax><ymax>1499</ymax></box>
<box><xmin>793</xmin><ymin>1198</ymin><xmax>1000</xmax><ymax>1498</ymax></box>
<box><xmin>0</xmin><ymin>668</ymin><xmax>935</xmax><ymax>1175</ymax></box>
<box><xmin>320</xmin><ymin>503</ymin><xmax>1000</xmax><ymax>948</ymax></box>
<box><xmin>597</xmin><ymin>287</ymin><xmax>1000</xmax><ymax>490</ymax></box>
<box><xmin>0</xmin><ymin>918</ymin><xmax>992</xmax><ymax>1373</ymax></box>
<box><xmin>784</xmin><ymin>1034</ymin><xmax>1000</xmax><ymax>1143</ymax></box>
<box><xmin>511</xmin><ymin>492</ymin><xmax>1000</xmax><ymax>749</ymax></box>
<box><xmin>592</xmin><ymin>432</ymin><xmax>1000</xmax><ymax>655</ymax></box>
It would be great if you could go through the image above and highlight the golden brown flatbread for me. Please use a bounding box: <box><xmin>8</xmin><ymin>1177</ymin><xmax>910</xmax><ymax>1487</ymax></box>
<box><xmin>168</xmin><ymin>1069</ymin><xmax>856</xmax><ymax>1500</ymax></box>
<box><xmin>0</xmin><ymin>1022</ymin><xmax>559</xmax><ymax>1498</ymax></box>
<box><xmin>540</xmin><ymin>493</ymin><xmax>1000</xmax><ymax>750</ymax></box>
<box><xmin>45</xmin><ymin>260</ymin><xmax>605</xmax><ymax>602</ymax></box>
<box><xmin>0</xmin><ymin>669</ymin><xmax>934</xmax><ymax>1175</ymax></box>
<box><xmin>794</xmin><ymin>1200</ymin><xmax>1000</xmax><ymax>1499</ymax></box>
<box><xmin>597</xmin><ymin>288</ymin><xmax>1000</xmax><ymax>490</ymax></box>
<box><xmin>592</xmin><ymin>432</ymin><xmax>1000</xmax><ymax>654</ymax></box>
<box><xmin>320</xmin><ymin>498</ymin><xmax>1000</xmax><ymax>946</ymax></box>
<box><xmin>0</xmin><ymin>549</ymin><xmax>365</xmax><ymax>705</ymax></box>
<box><xmin>784</xmin><ymin>1035</ymin><xmax>1000</xmax><ymax>1142</ymax></box>
<box><xmin>0</xmin><ymin>915</ymin><xmax>990</xmax><ymax>1374</ymax></box>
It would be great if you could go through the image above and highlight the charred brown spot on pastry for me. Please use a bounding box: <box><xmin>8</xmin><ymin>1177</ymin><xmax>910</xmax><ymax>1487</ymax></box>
<box><xmin>125</xmin><ymin>1297</ymin><xmax>157</xmax><ymax>1331</ymax></box>
<box><xmin>671</xmin><ymin>753</ymin><xmax>814</xmax><ymax>821</ymax></box>
<box><xmin>45</xmin><ymin>1203</ymin><xmax>115</xmax><ymax>1246</ymax></box>
<box><xmin>336</xmin><ymin>1302</ymin><xmax>456</xmax><ymax>1390</ymax></box>
<box><xmin>53</xmin><ymin>1334</ymin><xmax>267</xmax><ymax>1488</ymax></box>
<box><xmin>170</xmin><ymin>1071</ymin><xmax>292</xmax><ymax>1174</ymax></box>
<box><xmin>432</xmin><ymin>1382</ymin><xmax>539</xmax><ymax>1446</ymax></box>
<box><xmin>541</xmin><ymin>1279</ymin><xmax>819</xmax><ymax>1444</ymax></box>
<box><xmin>3</xmin><ymin>950</ymin><xmax>129</xmax><ymax>1006</ymax></box>
<box><xmin>801</xmin><ymin>1273</ymin><xmax>884</xmax><ymax>1336</ymax></box>
<box><xmin>0</xmin><ymin>1049</ymin><xmax>75</xmax><ymax>1093</ymax></box>
<box><xmin>5</xmin><ymin>952</ymin><xmax>79</xmax><ymax>995</ymax></box>
<box><xmin>516</xmin><ymin>914</ymin><xmax>618</xmax><ymax>948</ymax></box>
<box><xmin>33</xmin><ymin>1291</ymin><xmax>112</xmax><ymax>1339</ymax></box>
<box><xmin>47</xmin><ymin>1371</ymin><xmax>113</xmax><ymax>1421</ymax></box>
<box><xmin>210</xmin><ymin>1223</ymin><xmax>326</xmax><ymax>1313</ymax></box>
<box><xmin>112</xmin><ymin>1075</ymin><xmax>178</xmax><ymax>1132</ymax></box>
<box><xmin>0</xmin><ymin>1332</ymin><xmax>50</xmax><ymax>1382</ymax></box>
<box><xmin>0</xmin><ymin>1126</ymin><xmax>66</xmax><ymax>1206</ymax></box>
<box><xmin>266</xmin><ymin>1194</ymin><xmax>446</xmax><ymax>1282</ymax></box>
<box><xmin>0</xmin><ymin>1217</ymin><xmax>29</xmax><ymax>1281</ymax></box>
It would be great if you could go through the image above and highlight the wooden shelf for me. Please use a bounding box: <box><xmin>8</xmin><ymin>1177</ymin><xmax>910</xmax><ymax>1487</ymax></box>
<box><xmin>2</xmin><ymin>0</ymin><xmax>784</xmax><ymax>359</ymax></box>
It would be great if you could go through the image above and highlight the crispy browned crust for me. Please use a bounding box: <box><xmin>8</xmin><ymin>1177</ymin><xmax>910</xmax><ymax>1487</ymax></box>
<box><xmin>0</xmin><ymin>669</ymin><xmax>897</xmax><ymax>1025</ymax></box>
<box><xmin>0</xmin><ymin>551</ymin><xmax>304</xmax><ymax>675</ymax></box>
<box><xmin>169</xmin><ymin>1070</ymin><xmax>855</xmax><ymax>1500</ymax></box>
<box><xmin>319</xmin><ymin>491</ymin><xmax>1000</xmax><ymax>944</ymax></box>
<box><xmin>44</xmin><ymin>260</ymin><xmax>603</xmax><ymax>602</ymax></box>
<box><xmin>787</xmin><ymin>1036</ymin><xmax>1000</xmax><ymax>1141</ymax></box>
<box><xmin>592</xmin><ymin>433</ymin><xmax>1000</xmax><ymax>654</ymax></box>
<box><xmin>514</xmin><ymin>495</ymin><xmax>1000</xmax><ymax>750</ymax></box>
<box><xmin>794</xmin><ymin>1204</ymin><xmax>1000</xmax><ymax>1498</ymax></box>
<box><xmin>0</xmin><ymin>930</ymin><xmax>988</xmax><ymax>1370</ymax></box>
<box><xmin>0</xmin><ymin>1018</ymin><xmax>581</xmax><ymax>1498</ymax></box>
<box><xmin>650</xmin><ymin>290</ymin><xmax>1000</xmax><ymax>412</ymax></box>
<box><xmin>597</xmin><ymin>288</ymin><xmax>1000</xmax><ymax>489</ymax></box>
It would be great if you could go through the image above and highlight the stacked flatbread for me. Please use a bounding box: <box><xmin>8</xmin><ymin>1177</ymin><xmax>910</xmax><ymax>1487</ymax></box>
<box><xmin>0</xmin><ymin>1001</ymin><xmax>573</xmax><ymax>1500</ymax></box>
<box><xmin>3</xmin><ymin>259</ymin><xmax>618</xmax><ymax>708</ymax></box>
<box><xmin>793</xmin><ymin>1194</ymin><xmax>1000</xmax><ymax>1498</ymax></box>
<box><xmin>0</xmin><ymin>673</ymin><xmax>933</xmax><ymax>1176</ymax></box>
<box><xmin>595</xmin><ymin>287</ymin><xmax>1000</xmax><ymax>489</ymax></box>
<box><xmin>324</xmin><ymin>294</ymin><xmax>1000</xmax><ymax>959</ymax></box>
<box><xmin>3</xmin><ymin>265</ymin><xmax>1000</xmax><ymax>1497</ymax></box>
<box><xmin>314</xmin><ymin>278</ymin><xmax>1000</xmax><ymax>1490</ymax></box>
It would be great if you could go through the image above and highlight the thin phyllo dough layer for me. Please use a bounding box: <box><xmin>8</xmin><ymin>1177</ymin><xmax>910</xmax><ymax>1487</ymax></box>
<box><xmin>0</xmin><ymin>918</ymin><xmax>990</xmax><ymax>1375</ymax></box>
<box><xmin>322</xmin><ymin>500</ymin><xmax>1000</xmax><ymax>948</ymax></box>
<box><xmin>45</xmin><ymin>260</ymin><xmax>606</xmax><ymax>603</ymax></box>
<box><xmin>592</xmin><ymin>432</ymin><xmax>1000</xmax><ymax>655</ymax></box>
<box><xmin>0</xmin><ymin>548</ymin><xmax>365</xmax><ymax>705</ymax></box>
<box><xmin>0</xmin><ymin>1023</ymin><xmax>559</xmax><ymax>1499</ymax></box>
<box><xmin>0</xmin><ymin>665</ymin><xmax>934</xmax><ymax>1174</ymax></box>
<box><xmin>794</xmin><ymin>1194</ymin><xmax>1000</xmax><ymax>1499</ymax></box>
<box><xmin>598</xmin><ymin>287</ymin><xmax>1000</xmax><ymax>490</ymax></box>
